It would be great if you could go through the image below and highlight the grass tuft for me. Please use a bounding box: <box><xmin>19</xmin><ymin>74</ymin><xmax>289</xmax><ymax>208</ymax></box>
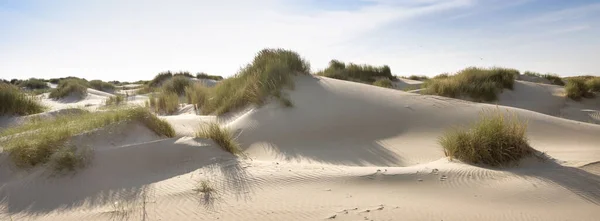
<box><xmin>196</xmin><ymin>48</ymin><xmax>309</xmax><ymax>115</ymax></box>
<box><xmin>146</xmin><ymin>90</ymin><xmax>180</xmax><ymax>115</ymax></box>
<box><xmin>196</xmin><ymin>123</ymin><xmax>241</xmax><ymax>155</ymax></box>
<box><xmin>19</xmin><ymin>78</ymin><xmax>49</xmax><ymax>89</ymax></box>
<box><xmin>89</xmin><ymin>80</ymin><xmax>116</xmax><ymax>92</ymax></box>
<box><xmin>407</xmin><ymin>75</ymin><xmax>429</xmax><ymax>81</ymax></box>
<box><xmin>439</xmin><ymin>110</ymin><xmax>533</xmax><ymax>166</ymax></box>
<box><xmin>49</xmin><ymin>79</ymin><xmax>89</xmax><ymax>99</ymax></box>
<box><xmin>0</xmin><ymin>83</ymin><xmax>47</xmax><ymax>116</ymax></box>
<box><xmin>373</xmin><ymin>79</ymin><xmax>393</xmax><ymax>88</ymax></box>
<box><xmin>105</xmin><ymin>94</ymin><xmax>126</xmax><ymax>106</ymax></box>
<box><xmin>316</xmin><ymin>60</ymin><xmax>392</xmax><ymax>84</ymax></box>
<box><xmin>194</xmin><ymin>180</ymin><xmax>214</xmax><ymax>193</ymax></box>
<box><xmin>0</xmin><ymin>107</ymin><xmax>174</xmax><ymax>170</ymax></box>
<box><xmin>196</xmin><ymin>73</ymin><xmax>223</xmax><ymax>81</ymax></box>
<box><xmin>585</xmin><ymin>77</ymin><xmax>600</xmax><ymax>93</ymax></box>
<box><xmin>161</xmin><ymin>76</ymin><xmax>192</xmax><ymax>95</ymax></box>
<box><xmin>565</xmin><ymin>77</ymin><xmax>593</xmax><ymax>100</ymax></box>
<box><xmin>423</xmin><ymin>67</ymin><xmax>518</xmax><ymax>102</ymax></box>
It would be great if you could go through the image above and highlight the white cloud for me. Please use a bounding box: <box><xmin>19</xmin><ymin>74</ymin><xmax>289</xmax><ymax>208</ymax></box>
<box><xmin>0</xmin><ymin>0</ymin><xmax>473</xmax><ymax>80</ymax></box>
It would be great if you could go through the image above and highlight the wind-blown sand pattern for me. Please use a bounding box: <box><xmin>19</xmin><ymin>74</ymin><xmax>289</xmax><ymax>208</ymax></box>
<box><xmin>1</xmin><ymin>75</ymin><xmax>600</xmax><ymax>221</ymax></box>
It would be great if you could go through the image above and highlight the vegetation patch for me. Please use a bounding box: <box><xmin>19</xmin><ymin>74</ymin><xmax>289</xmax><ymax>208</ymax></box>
<box><xmin>0</xmin><ymin>83</ymin><xmax>47</xmax><ymax>116</ymax></box>
<box><xmin>146</xmin><ymin>90</ymin><xmax>180</xmax><ymax>115</ymax></box>
<box><xmin>439</xmin><ymin>110</ymin><xmax>533</xmax><ymax>166</ymax></box>
<box><xmin>585</xmin><ymin>77</ymin><xmax>600</xmax><ymax>93</ymax></box>
<box><xmin>316</xmin><ymin>60</ymin><xmax>393</xmax><ymax>84</ymax></box>
<box><xmin>373</xmin><ymin>79</ymin><xmax>393</xmax><ymax>88</ymax></box>
<box><xmin>423</xmin><ymin>67</ymin><xmax>519</xmax><ymax>102</ymax></box>
<box><xmin>0</xmin><ymin>107</ymin><xmax>174</xmax><ymax>170</ymax></box>
<box><xmin>89</xmin><ymin>80</ymin><xmax>116</xmax><ymax>92</ymax></box>
<box><xmin>406</xmin><ymin>75</ymin><xmax>429</xmax><ymax>81</ymax></box>
<box><xmin>523</xmin><ymin>71</ymin><xmax>565</xmax><ymax>86</ymax></box>
<box><xmin>19</xmin><ymin>78</ymin><xmax>49</xmax><ymax>89</ymax></box>
<box><xmin>565</xmin><ymin>77</ymin><xmax>595</xmax><ymax>100</ymax></box>
<box><xmin>196</xmin><ymin>123</ymin><xmax>241</xmax><ymax>155</ymax></box>
<box><xmin>105</xmin><ymin>94</ymin><xmax>126</xmax><ymax>106</ymax></box>
<box><xmin>161</xmin><ymin>76</ymin><xmax>192</xmax><ymax>95</ymax></box>
<box><xmin>49</xmin><ymin>79</ymin><xmax>89</xmax><ymax>99</ymax></box>
<box><xmin>187</xmin><ymin>48</ymin><xmax>310</xmax><ymax>115</ymax></box>
<box><xmin>196</xmin><ymin>72</ymin><xmax>223</xmax><ymax>81</ymax></box>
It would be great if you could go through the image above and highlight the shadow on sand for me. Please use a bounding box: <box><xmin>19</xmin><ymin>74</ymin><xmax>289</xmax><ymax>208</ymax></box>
<box><xmin>0</xmin><ymin>137</ymin><xmax>254</xmax><ymax>218</ymax></box>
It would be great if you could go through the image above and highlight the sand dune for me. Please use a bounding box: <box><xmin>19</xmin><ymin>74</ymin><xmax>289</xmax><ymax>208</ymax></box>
<box><xmin>2</xmin><ymin>75</ymin><xmax>600</xmax><ymax>220</ymax></box>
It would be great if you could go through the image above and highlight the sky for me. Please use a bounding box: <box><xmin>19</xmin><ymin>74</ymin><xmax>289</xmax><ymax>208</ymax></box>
<box><xmin>1</xmin><ymin>0</ymin><xmax>599</xmax><ymax>81</ymax></box>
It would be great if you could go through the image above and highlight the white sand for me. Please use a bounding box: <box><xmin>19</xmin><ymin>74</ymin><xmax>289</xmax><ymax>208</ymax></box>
<box><xmin>1</xmin><ymin>75</ymin><xmax>600</xmax><ymax>220</ymax></box>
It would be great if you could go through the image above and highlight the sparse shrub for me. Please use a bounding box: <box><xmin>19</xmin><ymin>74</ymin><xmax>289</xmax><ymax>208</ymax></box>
<box><xmin>423</xmin><ymin>67</ymin><xmax>518</xmax><ymax>102</ymax></box>
<box><xmin>162</xmin><ymin>76</ymin><xmax>192</xmax><ymax>95</ymax></box>
<box><xmin>149</xmin><ymin>71</ymin><xmax>173</xmax><ymax>87</ymax></box>
<box><xmin>146</xmin><ymin>90</ymin><xmax>180</xmax><ymax>115</ymax></box>
<box><xmin>49</xmin><ymin>78</ymin><xmax>61</xmax><ymax>84</ymax></box>
<box><xmin>0</xmin><ymin>107</ymin><xmax>174</xmax><ymax>170</ymax></box>
<box><xmin>316</xmin><ymin>60</ymin><xmax>392</xmax><ymax>84</ymax></box>
<box><xmin>407</xmin><ymin>75</ymin><xmax>429</xmax><ymax>81</ymax></box>
<box><xmin>196</xmin><ymin>72</ymin><xmax>224</xmax><ymax>81</ymax></box>
<box><xmin>49</xmin><ymin>79</ymin><xmax>89</xmax><ymax>99</ymax></box>
<box><xmin>541</xmin><ymin>74</ymin><xmax>564</xmax><ymax>86</ymax></box>
<box><xmin>10</xmin><ymin>79</ymin><xmax>22</xmax><ymax>85</ymax></box>
<box><xmin>565</xmin><ymin>78</ymin><xmax>592</xmax><ymax>100</ymax></box>
<box><xmin>51</xmin><ymin>144</ymin><xmax>90</xmax><ymax>171</ymax></box>
<box><xmin>373</xmin><ymin>79</ymin><xmax>393</xmax><ymax>88</ymax></box>
<box><xmin>585</xmin><ymin>77</ymin><xmax>600</xmax><ymax>92</ymax></box>
<box><xmin>194</xmin><ymin>180</ymin><xmax>214</xmax><ymax>193</ymax></box>
<box><xmin>433</xmin><ymin>73</ymin><xmax>450</xmax><ymax>79</ymax></box>
<box><xmin>439</xmin><ymin>110</ymin><xmax>533</xmax><ymax>166</ymax></box>
<box><xmin>523</xmin><ymin>71</ymin><xmax>541</xmax><ymax>77</ymax></box>
<box><xmin>105</xmin><ymin>94</ymin><xmax>125</xmax><ymax>106</ymax></box>
<box><xmin>173</xmin><ymin>71</ymin><xmax>194</xmax><ymax>78</ymax></box>
<box><xmin>201</xmin><ymin>48</ymin><xmax>310</xmax><ymax>114</ymax></box>
<box><xmin>196</xmin><ymin>123</ymin><xmax>241</xmax><ymax>155</ymax></box>
<box><xmin>185</xmin><ymin>83</ymin><xmax>210</xmax><ymax>109</ymax></box>
<box><xmin>19</xmin><ymin>78</ymin><xmax>49</xmax><ymax>89</ymax></box>
<box><xmin>0</xmin><ymin>83</ymin><xmax>46</xmax><ymax>115</ymax></box>
<box><xmin>136</xmin><ymin>85</ymin><xmax>157</xmax><ymax>95</ymax></box>
<box><xmin>89</xmin><ymin>80</ymin><xmax>116</xmax><ymax>92</ymax></box>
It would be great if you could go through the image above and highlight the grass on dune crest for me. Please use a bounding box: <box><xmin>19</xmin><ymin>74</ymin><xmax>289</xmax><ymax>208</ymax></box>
<box><xmin>439</xmin><ymin>110</ymin><xmax>533</xmax><ymax>167</ymax></box>
<box><xmin>186</xmin><ymin>48</ymin><xmax>310</xmax><ymax>115</ymax></box>
<box><xmin>49</xmin><ymin>79</ymin><xmax>89</xmax><ymax>99</ymax></box>
<box><xmin>423</xmin><ymin>67</ymin><xmax>519</xmax><ymax>102</ymax></box>
<box><xmin>196</xmin><ymin>123</ymin><xmax>241</xmax><ymax>155</ymax></box>
<box><xmin>373</xmin><ymin>79</ymin><xmax>393</xmax><ymax>88</ymax></box>
<box><xmin>523</xmin><ymin>71</ymin><xmax>565</xmax><ymax>86</ymax></box>
<box><xmin>146</xmin><ymin>90</ymin><xmax>180</xmax><ymax>115</ymax></box>
<box><xmin>19</xmin><ymin>78</ymin><xmax>49</xmax><ymax>89</ymax></box>
<box><xmin>196</xmin><ymin>72</ymin><xmax>223</xmax><ymax>81</ymax></box>
<box><xmin>565</xmin><ymin>77</ymin><xmax>596</xmax><ymax>100</ymax></box>
<box><xmin>316</xmin><ymin>59</ymin><xmax>393</xmax><ymax>84</ymax></box>
<box><xmin>161</xmin><ymin>76</ymin><xmax>192</xmax><ymax>95</ymax></box>
<box><xmin>0</xmin><ymin>83</ymin><xmax>47</xmax><ymax>116</ymax></box>
<box><xmin>0</xmin><ymin>107</ymin><xmax>174</xmax><ymax>170</ymax></box>
<box><xmin>89</xmin><ymin>80</ymin><xmax>116</xmax><ymax>92</ymax></box>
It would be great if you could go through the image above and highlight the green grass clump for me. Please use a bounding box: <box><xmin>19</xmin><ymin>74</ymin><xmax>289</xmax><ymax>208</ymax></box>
<box><xmin>0</xmin><ymin>107</ymin><xmax>174</xmax><ymax>169</ymax></box>
<box><xmin>196</xmin><ymin>72</ymin><xmax>223</xmax><ymax>81</ymax></box>
<box><xmin>439</xmin><ymin>110</ymin><xmax>533</xmax><ymax>166</ymax></box>
<box><xmin>585</xmin><ymin>77</ymin><xmax>600</xmax><ymax>93</ymax></box>
<box><xmin>89</xmin><ymin>80</ymin><xmax>116</xmax><ymax>92</ymax></box>
<box><xmin>146</xmin><ymin>90</ymin><xmax>180</xmax><ymax>115</ymax></box>
<box><xmin>423</xmin><ymin>67</ymin><xmax>519</xmax><ymax>102</ymax></box>
<box><xmin>49</xmin><ymin>79</ymin><xmax>89</xmax><ymax>99</ymax></box>
<box><xmin>149</xmin><ymin>71</ymin><xmax>174</xmax><ymax>87</ymax></box>
<box><xmin>161</xmin><ymin>76</ymin><xmax>192</xmax><ymax>96</ymax></box>
<box><xmin>173</xmin><ymin>71</ymin><xmax>194</xmax><ymax>79</ymax></box>
<box><xmin>199</xmin><ymin>48</ymin><xmax>310</xmax><ymax>115</ymax></box>
<box><xmin>407</xmin><ymin>75</ymin><xmax>429</xmax><ymax>81</ymax></box>
<box><xmin>105</xmin><ymin>95</ymin><xmax>126</xmax><ymax>106</ymax></box>
<box><xmin>19</xmin><ymin>78</ymin><xmax>49</xmax><ymax>89</ymax></box>
<box><xmin>565</xmin><ymin>77</ymin><xmax>593</xmax><ymax>100</ymax></box>
<box><xmin>185</xmin><ymin>83</ymin><xmax>210</xmax><ymax>110</ymax></box>
<box><xmin>196</xmin><ymin>123</ymin><xmax>241</xmax><ymax>155</ymax></box>
<box><xmin>0</xmin><ymin>83</ymin><xmax>47</xmax><ymax>116</ymax></box>
<box><xmin>316</xmin><ymin>59</ymin><xmax>392</xmax><ymax>84</ymax></box>
<box><xmin>373</xmin><ymin>79</ymin><xmax>393</xmax><ymax>88</ymax></box>
<box><xmin>541</xmin><ymin>74</ymin><xmax>564</xmax><ymax>86</ymax></box>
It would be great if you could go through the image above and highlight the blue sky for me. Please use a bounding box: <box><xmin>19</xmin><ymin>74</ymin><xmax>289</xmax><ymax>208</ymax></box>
<box><xmin>1</xmin><ymin>0</ymin><xmax>599</xmax><ymax>81</ymax></box>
